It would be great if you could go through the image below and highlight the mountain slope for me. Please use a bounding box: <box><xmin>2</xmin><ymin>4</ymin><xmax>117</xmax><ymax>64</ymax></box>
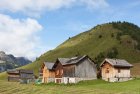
<box><xmin>0</xmin><ymin>22</ymin><xmax>140</xmax><ymax>79</ymax></box>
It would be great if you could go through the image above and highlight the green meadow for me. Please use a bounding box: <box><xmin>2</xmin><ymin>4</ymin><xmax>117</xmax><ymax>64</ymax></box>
<box><xmin>0</xmin><ymin>79</ymin><xmax>140</xmax><ymax>94</ymax></box>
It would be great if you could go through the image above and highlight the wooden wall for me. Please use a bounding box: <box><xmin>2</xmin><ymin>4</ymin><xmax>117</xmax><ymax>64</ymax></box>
<box><xmin>55</xmin><ymin>62</ymin><xmax>63</xmax><ymax>78</ymax></box>
<box><xmin>114</xmin><ymin>68</ymin><xmax>131</xmax><ymax>78</ymax></box>
<box><xmin>7</xmin><ymin>70</ymin><xmax>34</xmax><ymax>82</ymax></box>
<box><xmin>75</xmin><ymin>58</ymin><xmax>97</xmax><ymax>78</ymax></box>
<box><xmin>42</xmin><ymin>67</ymin><xmax>55</xmax><ymax>83</ymax></box>
<box><xmin>20</xmin><ymin>73</ymin><xmax>34</xmax><ymax>79</ymax></box>
<box><xmin>101</xmin><ymin>62</ymin><xmax>115</xmax><ymax>81</ymax></box>
<box><xmin>63</xmin><ymin>65</ymin><xmax>75</xmax><ymax>77</ymax></box>
<box><xmin>7</xmin><ymin>71</ymin><xmax>20</xmax><ymax>82</ymax></box>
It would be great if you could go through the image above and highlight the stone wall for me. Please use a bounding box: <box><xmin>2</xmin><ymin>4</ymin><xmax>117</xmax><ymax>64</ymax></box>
<box><xmin>63</xmin><ymin>77</ymin><xmax>96</xmax><ymax>84</ymax></box>
<box><xmin>103</xmin><ymin>77</ymin><xmax>133</xmax><ymax>82</ymax></box>
<box><xmin>48</xmin><ymin>77</ymin><xmax>55</xmax><ymax>83</ymax></box>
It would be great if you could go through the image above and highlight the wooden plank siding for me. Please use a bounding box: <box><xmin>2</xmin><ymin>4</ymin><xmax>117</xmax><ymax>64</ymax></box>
<box><xmin>101</xmin><ymin>61</ymin><xmax>115</xmax><ymax>81</ymax></box>
<box><xmin>55</xmin><ymin>62</ymin><xmax>63</xmax><ymax>78</ymax></box>
<box><xmin>7</xmin><ymin>70</ymin><xmax>20</xmax><ymax>82</ymax></box>
<box><xmin>7</xmin><ymin>69</ymin><xmax>34</xmax><ymax>82</ymax></box>
<box><xmin>42</xmin><ymin>67</ymin><xmax>55</xmax><ymax>83</ymax></box>
<box><xmin>75</xmin><ymin>58</ymin><xmax>97</xmax><ymax>78</ymax></box>
<box><xmin>63</xmin><ymin>65</ymin><xmax>75</xmax><ymax>77</ymax></box>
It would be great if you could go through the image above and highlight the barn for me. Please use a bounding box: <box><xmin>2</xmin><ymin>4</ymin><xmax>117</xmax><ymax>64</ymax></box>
<box><xmin>40</xmin><ymin>62</ymin><xmax>55</xmax><ymax>83</ymax></box>
<box><xmin>100</xmin><ymin>58</ymin><xmax>133</xmax><ymax>82</ymax></box>
<box><xmin>7</xmin><ymin>69</ymin><xmax>34</xmax><ymax>83</ymax></box>
<box><xmin>53</xmin><ymin>55</ymin><xmax>97</xmax><ymax>84</ymax></box>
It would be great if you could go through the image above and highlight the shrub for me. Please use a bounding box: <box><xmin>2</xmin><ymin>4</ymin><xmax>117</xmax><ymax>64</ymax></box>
<box><xmin>95</xmin><ymin>52</ymin><xmax>105</xmax><ymax>64</ymax></box>
<box><xmin>111</xmin><ymin>33</ymin><xmax>114</xmax><ymax>37</ymax></box>
<box><xmin>107</xmin><ymin>47</ymin><xmax>118</xmax><ymax>58</ymax></box>
<box><xmin>98</xmin><ymin>35</ymin><xmax>102</xmax><ymax>38</ymax></box>
<box><xmin>112</xmin><ymin>21</ymin><xmax>140</xmax><ymax>50</ymax></box>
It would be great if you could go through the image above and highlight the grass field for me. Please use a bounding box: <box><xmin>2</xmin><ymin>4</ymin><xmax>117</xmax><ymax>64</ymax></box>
<box><xmin>0</xmin><ymin>79</ymin><xmax>140</xmax><ymax>94</ymax></box>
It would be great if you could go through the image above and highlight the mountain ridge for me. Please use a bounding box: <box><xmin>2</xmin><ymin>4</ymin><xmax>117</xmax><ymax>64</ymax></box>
<box><xmin>0</xmin><ymin>51</ymin><xmax>31</xmax><ymax>72</ymax></box>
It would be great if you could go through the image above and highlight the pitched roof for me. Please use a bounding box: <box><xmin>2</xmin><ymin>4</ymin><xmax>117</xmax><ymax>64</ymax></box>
<box><xmin>100</xmin><ymin>58</ymin><xmax>133</xmax><ymax>68</ymax></box>
<box><xmin>7</xmin><ymin>69</ymin><xmax>34</xmax><ymax>74</ymax></box>
<box><xmin>44</xmin><ymin>62</ymin><xmax>54</xmax><ymax>70</ymax></box>
<box><xmin>57</xmin><ymin>55</ymin><xmax>88</xmax><ymax>65</ymax></box>
<box><xmin>7</xmin><ymin>69</ymin><xmax>20</xmax><ymax>74</ymax></box>
<box><xmin>20</xmin><ymin>69</ymin><xmax>33</xmax><ymax>74</ymax></box>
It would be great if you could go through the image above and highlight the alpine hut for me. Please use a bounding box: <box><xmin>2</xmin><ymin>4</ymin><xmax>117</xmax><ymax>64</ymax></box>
<box><xmin>100</xmin><ymin>58</ymin><xmax>133</xmax><ymax>82</ymax></box>
<box><xmin>40</xmin><ymin>62</ymin><xmax>55</xmax><ymax>83</ymax></box>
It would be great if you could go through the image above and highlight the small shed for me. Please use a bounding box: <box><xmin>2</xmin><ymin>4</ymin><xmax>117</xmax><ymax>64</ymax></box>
<box><xmin>7</xmin><ymin>69</ymin><xmax>34</xmax><ymax>83</ymax></box>
<box><xmin>40</xmin><ymin>62</ymin><xmax>55</xmax><ymax>83</ymax></box>
<box><xmin>100</xmin><ymin>58</ymin><xmax>133</xmax><ymax>82</ymax></box>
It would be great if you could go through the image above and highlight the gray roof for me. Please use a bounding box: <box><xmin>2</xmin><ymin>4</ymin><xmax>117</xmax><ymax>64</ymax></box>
<box><xmin>101</xmin><ymin>58</ymin><xmax>133</xmax><ymax>68</ymax></box>
<box><xmin>44</xmin><ymin>62</ymin><xmax>54</xmax><ymax>70</ymax></box>
<box><xmin>57</xmin><ymin>55</ymin><xmax>87</xmax><ymax>65</ymax></box>
<box><xmin>7</xmin><ymin>69</ymin><xmax>34</xmax><ymax>74</ymax></box>
<box><xmin>7</xmin><ymin>69</ymin><xmax>19</xmax><ymax>74</ymax></box>
<box><xmin>20</xmin><ymin>69</ymin><xmax>33</xmax><ymax>74</ymax></box>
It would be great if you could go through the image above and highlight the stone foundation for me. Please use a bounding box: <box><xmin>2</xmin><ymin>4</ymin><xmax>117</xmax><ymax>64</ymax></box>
<box><xmin>103</xmin><ymin>77</ymin><xmax>133</xmax><ymax>82</ymax></box>
<box><xmin>63</xmin><ymin>77</ymin><xmax>96</xmax><ymax>84</ymax></box>
<box><xmin>48</xmin><ymin>78</ymin><xmax>55</xmax><ymax>83</ymax></box>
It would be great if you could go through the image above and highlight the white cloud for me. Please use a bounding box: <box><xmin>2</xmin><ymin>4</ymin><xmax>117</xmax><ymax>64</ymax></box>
<box><xmin>80</xmin><ymin>0</ymin><xmax>109</xmax><ymax>9</ymax></box>
<box><xmin>0</xmin><ymin>14</ymin><xmax>44</xmax><ymax>59</ymax></box>
<box><xmin>0</xmin><ymin>0</ymin><xmax>109</xmax><ymax>16</ymax></box>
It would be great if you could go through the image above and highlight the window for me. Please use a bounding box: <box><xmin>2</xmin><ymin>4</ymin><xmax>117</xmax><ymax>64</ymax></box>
<box><xmin>118</xmin><ymin>69</ymin><xmax>121</xmax><ymax>73</ymax></box>
<box><xmin>105</xmin><ymin>68</ymin><xmax>109</xmax><ymax>73</ymax></box>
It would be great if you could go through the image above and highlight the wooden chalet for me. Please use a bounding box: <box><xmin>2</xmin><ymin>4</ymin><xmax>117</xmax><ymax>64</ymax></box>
<box><xmin>100</xmin><ymin>58</ymin><xmax>133</xmax><ymax>82</ymax></box>
<box><xmin>7</xmin><ymin>69</ymin><xmax>34</xmax><ymax>82</ymax></box>
<box><xmin>40</xmin><ymin>62</ymin><xmax>55</xmax><ymax>83</ymax></box>
<box><xmin>53</xmin><ymin>55</ymin><xmax>97</xmax><ymax>84</ymax></box>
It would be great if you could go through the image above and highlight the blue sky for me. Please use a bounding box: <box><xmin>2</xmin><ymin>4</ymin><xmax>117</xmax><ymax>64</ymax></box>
<box><xmin>0</xmin><ymin>0</ymin><xmax>140</xmax><ymax>60</ymax></box>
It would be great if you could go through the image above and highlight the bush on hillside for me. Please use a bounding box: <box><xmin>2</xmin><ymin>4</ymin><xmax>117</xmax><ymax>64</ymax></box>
<box><xmin>98</xmin><ymin>35</ymin><xmax>102</xmax><ymax>38</ymax></box>
<box><xmin>111</xmin><ymin>33</ymin><xmax>114</xmax><ymax>38</ymax></box>
<box><xmin>107</xmin><ymin>47</ymin><xmax>118</xmax><ymax>58</ymax></box>
<box><xmin>95</xmin><ymin>52</ymin><xmax>105</xmax><ymax>69</ymax></box>
<box><xmin>112</xmin><ymin>21</ymin><xmax>140</xmax><ymax>50</ymax></box>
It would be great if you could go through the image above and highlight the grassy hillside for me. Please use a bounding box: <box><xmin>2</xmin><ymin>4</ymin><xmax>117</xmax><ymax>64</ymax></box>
<box><xmin>131</xmin><ymin>63</ymin><xmax>140</xmax><ymax>77</ymax></box>
<box><xmin>0</xmin><ymin>22</ymin><xmax>140</xmax><ymax>79</ymax></box>
<box><xmin>0</xmin><ymin>79</ymin><xmax>140</xmax><ymax>94</ymax></box>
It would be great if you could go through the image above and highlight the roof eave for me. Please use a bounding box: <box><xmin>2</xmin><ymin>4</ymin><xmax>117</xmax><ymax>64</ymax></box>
<box><xmin>114</xmin><ymin>65</ymin><xmax>133</xmax><ymax>68</ymax></box>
